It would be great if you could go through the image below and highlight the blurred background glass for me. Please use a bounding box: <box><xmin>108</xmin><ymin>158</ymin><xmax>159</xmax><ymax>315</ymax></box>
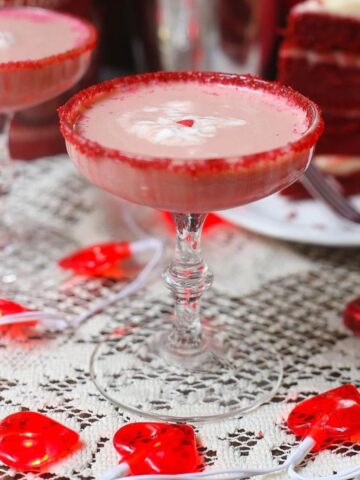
<box><xmin>134</xmin><ymin>0</ymin><xmax>280</xmax><ymax>76</ymax></box>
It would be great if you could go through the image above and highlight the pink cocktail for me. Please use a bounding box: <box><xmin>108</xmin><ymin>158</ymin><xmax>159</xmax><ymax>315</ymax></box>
<box><xmin>60</xmin><ymin>72</ymin><xmax>323</xmax><ymax>421</ymax></box>
<box><xmin>0</xmin><ymin>7</ymin><xmax>97</xmax><ymax>283</ymax></box>
<box><xmin>0</xmin><ymin>7</ymin><xmax>96</xmax><ymax>112</ymax></box>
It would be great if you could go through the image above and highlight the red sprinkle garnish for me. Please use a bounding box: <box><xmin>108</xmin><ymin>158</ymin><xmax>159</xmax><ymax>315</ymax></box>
<box><xmin>176</xmin><ymin>119</ymin><xmax>194</xmax><ymax>128</ymax></box>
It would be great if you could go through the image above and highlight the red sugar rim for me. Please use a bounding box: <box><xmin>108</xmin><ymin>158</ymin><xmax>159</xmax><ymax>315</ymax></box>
<box><xmin>59</xmin><ymin>71</ymin><xmax>324</xmax><ymax>174</ymax></box>
<box><xmin>0</xmin><ymin>7</ymin><xmax>97</xmax><ymax>72</ymax></box>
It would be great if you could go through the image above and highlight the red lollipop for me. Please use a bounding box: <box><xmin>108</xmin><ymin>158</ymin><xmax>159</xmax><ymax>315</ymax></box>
<box><xmin>113</xmin><ymin>422</ymin><xmax>199</xmax><ymax>476</ymax></box>
<box><xmin>58</xmin><ymin>242</ymin><xmax>131</xmax><ymax>277</ymax></box>
<box><xmin>0</xmin><ymin>412</ymin><xmax>79</xmax><ymax>470</ymax></box>
<box><xmin>0</xmin><ymin>298</ymin><xmax>36</xmax><ymax>327</ymax></box>
<box><xmin>0</xmin><ymin>298</ymin><xmax>30</xmax><ymax>316</ymax></box>
<box><xmin>344</xmin><ymin>297</ymin><xmax>360</xmax><ymax>337</ymax></box>
<box><xmin>288</xmin><ymin>384</ymin><xmax>360</xmax><ymax>451</ymax></box>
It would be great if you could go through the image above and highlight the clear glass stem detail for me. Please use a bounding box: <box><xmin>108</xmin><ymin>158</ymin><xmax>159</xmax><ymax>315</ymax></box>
<box><xmin>163</xmin><ymin>213</ymin><xmax>213</xmax><ymax>355</ymax></box>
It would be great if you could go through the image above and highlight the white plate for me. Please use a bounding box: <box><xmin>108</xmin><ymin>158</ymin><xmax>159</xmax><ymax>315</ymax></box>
<box><xmin>218</xmin><ymin>193</ymin><xmax>360</xmax><ymax>247</ymax></box>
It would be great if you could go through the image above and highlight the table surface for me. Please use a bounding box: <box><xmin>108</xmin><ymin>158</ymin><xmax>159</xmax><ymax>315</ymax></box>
<box><xmin>1</xmin><ymin>155</ymin><xmax>360</xmax><ymax>479</ymax></box>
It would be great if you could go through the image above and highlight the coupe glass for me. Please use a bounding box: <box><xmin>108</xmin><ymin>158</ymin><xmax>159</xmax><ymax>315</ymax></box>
<box><xmin>59</xmin><ymin>72</ymin><xmax>323</xmax><ymax>421</ymax></box>
<box><xmin>0</xmin><ymin>7</ymin><xmax>97</xmax><ymax>284</ymax></box>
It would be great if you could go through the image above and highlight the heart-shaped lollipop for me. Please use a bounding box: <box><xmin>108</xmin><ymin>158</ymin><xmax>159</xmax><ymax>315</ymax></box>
<box><xmin>58</xmin><ymin>242</ymin><xmax>132</xmax><ymax>277</ymax></box>
<box><xmin>288</xmin><ymin>384</ymin><xmax>360</xmax><ymax>450</ymax></box>
<box><xmin>0</xmin><ymin>298</ymin><xmax>36</xmax><ymax>327</ymax></box>
<box><xmin>344</xmin><ymin>297</ymin><xmax>360</xmax><ymax>337</ymax></box>
<box><xmin>0</xmin><ymin>411</ymin><xmax>79</xmax><ymax>470</ymax></box>
<box><xmin>113</xmin><ymin>422</ymin><xmax>199</xmax><ymax>476</ymax></box>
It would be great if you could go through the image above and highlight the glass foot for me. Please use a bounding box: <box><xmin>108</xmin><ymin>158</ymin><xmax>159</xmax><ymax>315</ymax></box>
<box><xmin>90</xmin><ymin>315</ymin><xmax>283</xmax><ymax>422</ymax></box>
<box><xmin>0</xmin><ymin>220</ymin><xmax>77</xmax><ymax>286</ymax></box>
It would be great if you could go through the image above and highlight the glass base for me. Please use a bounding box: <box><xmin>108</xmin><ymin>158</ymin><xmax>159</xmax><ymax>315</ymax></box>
<box><xmin>90</xmin><ymin>315</ymin><xmax>283</xmax><ymax>422</ymax></box>
<box><xmin>0</xmin><ymin>219</ymin><xmax>77</xmax><ymax>285</ymax></box>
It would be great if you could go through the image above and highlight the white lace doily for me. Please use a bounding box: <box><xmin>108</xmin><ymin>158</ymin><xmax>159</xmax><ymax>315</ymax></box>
<box><xmin>0</xmin><ymin>156</ymin><xmax>360</xmax><ymax>479</ymax></box>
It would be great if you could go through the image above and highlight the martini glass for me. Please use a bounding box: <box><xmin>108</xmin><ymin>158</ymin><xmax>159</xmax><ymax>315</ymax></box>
<box><xmin>59</xmin><ymin>72</ymin><xmax>323</xmax><ymax>421</ymax></box>
<box><xmin>0</xmin><ymin>6</ymin><xmax>97</xmax><ymax>283</ymax></box>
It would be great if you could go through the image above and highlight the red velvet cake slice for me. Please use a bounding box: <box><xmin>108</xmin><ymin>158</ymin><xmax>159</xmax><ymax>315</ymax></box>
<box><xmin>278</xmin><ymin>0</ymin><xmax>360</xmax><ymax>197</ymax></box>
<box><xmin>282</xmin><ymin>0</ymin><xmax>360</xmax><ymax>54</ymax></box>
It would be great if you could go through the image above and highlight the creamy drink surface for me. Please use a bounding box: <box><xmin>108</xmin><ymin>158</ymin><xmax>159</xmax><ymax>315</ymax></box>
<box><xmin>0</xmin><ymin>8</ymin><xmax>91</xmax><ymax>63</ymax></box>
<box><xmin>76</xmin><ymin>81</ymin><xmax>309</xmax><ymax>160</ymax></box>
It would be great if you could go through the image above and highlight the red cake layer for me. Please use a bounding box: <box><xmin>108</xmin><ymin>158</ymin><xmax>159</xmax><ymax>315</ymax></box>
<box><xmin>317</xmin><ymin>133</ymin><xmax>360</xmax><ymax>156</ymax></box>
<box><xmin>316</xmin><ymin>113</ymin><xmax>360</xmax><ymax>155</ymax></box>
<box><xmin>279</xmin><ymin>1</ymin><xmax>360</xmax><ymax>197</ymax></box>
<box><xmin>278</xmin><ymin>55</ymin><xmax>360</xmax><ymax>111</ymax></box>
<box><xmin>285</xmin><ymin>4</ymin><xmax>360</xmax><ymax>54</ymax></box>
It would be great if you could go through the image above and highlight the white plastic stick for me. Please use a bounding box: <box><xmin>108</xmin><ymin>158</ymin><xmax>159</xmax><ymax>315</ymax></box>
<box><xmin>0</xmin><ymin>311</ymin><xmax>68</xmax><ymax>330</ymax></box>
<box><xmin>97</xmin><ymin>436</ymin><xmax>317</xmax><ymax>480</ymax></box>
<box><xmin>288</xmin><ymin>463</ymin><xmax>360</xmax><ymax>480</ymax></box>
<box><xmin>71</xmin><ymin>237</ymin><xmax>163</xmax><ymax>327</ymax></box>
<box><xmin>97</xmin><ymin>463</ymin><xmax>130</xmax><ymax>480</ymax></box>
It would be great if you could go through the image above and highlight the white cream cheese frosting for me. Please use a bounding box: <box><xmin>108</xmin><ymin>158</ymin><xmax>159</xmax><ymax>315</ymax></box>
<box><xmin>295</xmin><ymin>0</ymin><xmax>360</xmax><ymax>17</ymax></box>
<box><xmin>315</xmin><ymin>155</ymin><xmax>360</xmax><ymax>175</ymax></box>
<box><xmin>322</xmin><ymin>0</ymin><xmax>360</xmax><ymax>15</ymax></box>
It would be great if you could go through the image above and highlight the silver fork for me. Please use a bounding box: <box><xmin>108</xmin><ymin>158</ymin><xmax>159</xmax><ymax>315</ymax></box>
<box><xmin>301</xmin><ymin>163</ymin><xmax>360</xmax><ymax>224</ymax></box>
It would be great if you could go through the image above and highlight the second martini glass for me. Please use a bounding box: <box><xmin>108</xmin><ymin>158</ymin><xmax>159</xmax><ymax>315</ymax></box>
<box><xmin>0</xmin><ymin>6</ymin><xmax>97</xmax><ymax>283</ymax></box>
<box><xmin>59</xmin><ymin>72</ymin><xmax>323</xmax><ymax>421</ymax></box>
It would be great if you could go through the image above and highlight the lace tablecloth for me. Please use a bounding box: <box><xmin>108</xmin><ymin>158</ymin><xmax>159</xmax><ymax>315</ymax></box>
<box><xmin>1</xmin><ymin>156</ymin><xmax>360</xmax><ymax>479</ymax></box>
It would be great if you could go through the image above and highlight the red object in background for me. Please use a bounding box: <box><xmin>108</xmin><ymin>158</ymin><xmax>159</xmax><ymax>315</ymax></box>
<box><xmin>0</xmin><ymin>0</ymin><xmax>90</xmax><ymax>16</ymax></box>
<box><xmin>219</xmin><ymin>0</ymin><xmax>255</xmax><ymax>63</ymax></box>
<box><xmin>344</xmin><ymin>297</ymin><xmax>360</xmax><ymax>337</ymax></box>
<box><xmin>287</xmin><ymin>384</ymin><xmax>360</xmax><ymax>450</ymax></box>
<box><xmin>161</xmin><ymin>212</ymin><xmax>225</xmax><ymax>233</ymax></box>
<box><xmin>0</xmin><ymin>411</ymin><xmax>79</xmax><ymax>470</ymax></box>
<box><xmin>218</xmin><ymin>0</ymin><xmax>283</xmax><ymax>79</ymax></box>
<box><xmin>113</xmin><ymin>422</ymin><xmax>199</xmax><ymax>476</ymax></box>
<box><xmin>58</xmin><ymin>242</ymin><xmax>132</xmax><ymax>277</ymax></box>
<box><xmin>284</xmin><ymin>0</ymin><xmax>304</xmax><ymax>9</ymax></box>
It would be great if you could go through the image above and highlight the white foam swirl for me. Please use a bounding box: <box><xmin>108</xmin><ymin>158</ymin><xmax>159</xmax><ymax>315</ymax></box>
<box><xmin>117</xmin><ymin>101</ymin><xmax>247</xmax><ymax>146</ymax></box>
<box><xmin>0</xmin><ymin>31</ymin><xmax>14</xmax><ymax>50</ymax></box>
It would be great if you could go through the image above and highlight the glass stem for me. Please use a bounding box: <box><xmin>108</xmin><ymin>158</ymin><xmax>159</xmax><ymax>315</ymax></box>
<box><xmin>0</xmin><ymin>113</ymin><xmax>13</xmax><ymax>221</ymax></box>
<box><xmin>163</xmin><ymin>213</ymin><xmax>213</xmax><ymax>355</ymax></box>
